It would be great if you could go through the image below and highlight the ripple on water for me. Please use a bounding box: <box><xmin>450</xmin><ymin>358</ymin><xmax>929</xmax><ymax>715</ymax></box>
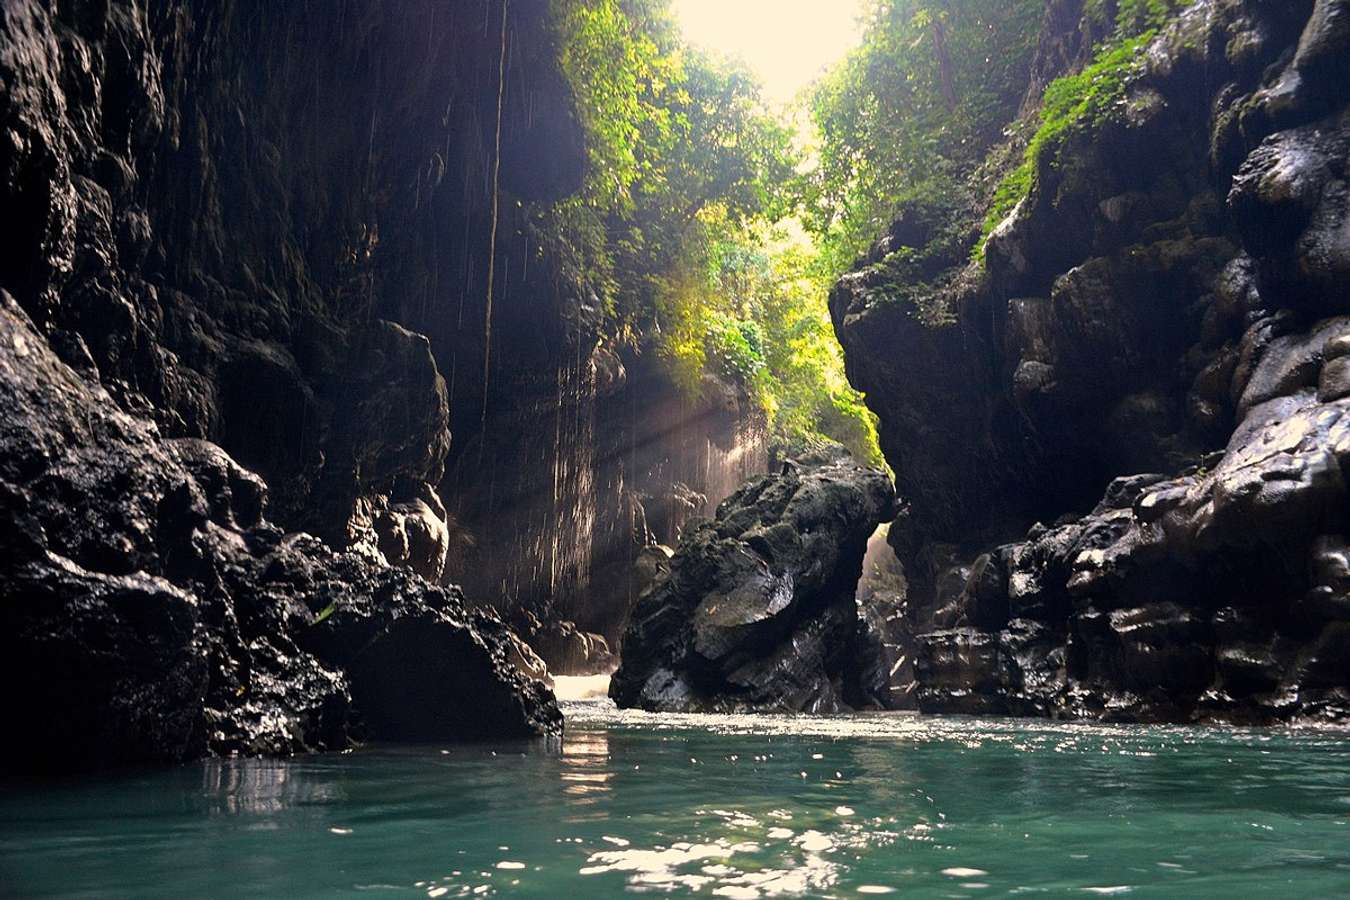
<box><xmin>560</xmin><ymin>699</ymin><xmax>1350</xmax><ymax>752</ymax></box>
<box><xmin>573</xmin><ymin>807</ymin><xmax>900</xmax><ymax>897</ymax></box>
<box><xmin>1</xmin><ymin>700</ymin><xmax>1348</xmax><ymax>899</ymax></box>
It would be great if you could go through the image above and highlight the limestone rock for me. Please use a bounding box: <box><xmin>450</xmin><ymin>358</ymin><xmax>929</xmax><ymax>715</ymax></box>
<box><xmin>0</xmin><ymin>293</ymin><xmax>560</xmax><ymax>772</ymax></box>
<box><xmin>831</xmin><ymin>0</ymin><xmax>1350</xmax><ymax>724</ymax></box>
<box><xmin>610</xmin><ymin>456</ymin><xmax>896</xmax><ymax>712</ymax></box>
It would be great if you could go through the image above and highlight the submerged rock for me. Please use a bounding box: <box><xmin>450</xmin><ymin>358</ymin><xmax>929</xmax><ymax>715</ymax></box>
<box><xmin>0</xmin><ymin>294</ymin><xmax>559</xmax><ymax>772</ymax></box>
<box><xmin>609</xmin><ymin>454</ymin><xmax>897</xmax><ymax>713</ymax></box>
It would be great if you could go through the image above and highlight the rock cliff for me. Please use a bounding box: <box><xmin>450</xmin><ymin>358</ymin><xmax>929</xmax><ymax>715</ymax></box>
<box><xmin>0</xmin><ymin>291</ymin><xmax>559</xmax><ymax>771</ymax></box>
<box><xmin>0</xmin><ymin>0</ymin><xmax>600</xmax><ymax>768</ymax></box>
<box><xmin>0</xmin><ymin>0</ymin><xmax>780</xmax><ymax>766</ymax></box>
<box><xmin>833</xmin><ymin>0</ymin><xmax>1350</xmax><ymax>722</ymax></box>
<box><xmin>0</xmin><ymin>0</ymin><xmax>767</xmax><ymax>707</ymax></box>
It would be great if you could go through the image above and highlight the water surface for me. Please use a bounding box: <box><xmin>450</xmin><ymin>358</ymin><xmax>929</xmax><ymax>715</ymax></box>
<box><xmin>2</xmin><ymin>701</ymin><xmax>1348</xmax><ymax>897</ymax></box>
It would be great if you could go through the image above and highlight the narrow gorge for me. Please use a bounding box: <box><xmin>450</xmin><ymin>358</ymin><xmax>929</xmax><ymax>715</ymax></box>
<box><xmin>3</xmin><ymin>1</ymin><xmax>1350</xmax><ymax>894</ymax></box>
<box><xmin>5</xmin><ymin>0</ymin><xmax>1350</xmax><ymax>772</ymax></box>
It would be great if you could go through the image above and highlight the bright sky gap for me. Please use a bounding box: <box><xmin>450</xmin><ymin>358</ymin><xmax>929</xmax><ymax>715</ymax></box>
<box><xmin>671</xmin><ymin>0</ymin><xmax>865</xmax><ymax>104</ymax></box>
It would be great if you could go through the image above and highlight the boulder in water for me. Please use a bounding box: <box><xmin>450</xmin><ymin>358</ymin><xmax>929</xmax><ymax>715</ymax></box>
<box><xmin>609</xmin><ymin>453</ymin><xmax>896</xmax><ymax>712</ymax></box>
<box><xmin>0</xmin><ymin>293</ymin><xmax>560</xmax><ymax>772</ymax></box>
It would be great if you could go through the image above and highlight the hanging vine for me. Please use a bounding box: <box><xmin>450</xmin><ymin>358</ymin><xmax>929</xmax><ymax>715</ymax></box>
<box><xmin>480</xmin><ymin>0</ymin><xmax>509</xmax><ymax>448</ymax></box>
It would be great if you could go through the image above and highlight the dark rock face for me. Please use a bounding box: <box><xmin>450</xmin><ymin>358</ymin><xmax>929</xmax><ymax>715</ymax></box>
<box><xmin>0</xmin><ymin>0</ymin><xmax>766</xmax><ymax>764</ymax></box>
<box><xmin>0</xmin><ymin>0</ymin><xmax>683</xmax><ymax>617</ymax></box>
<box><xmin>0</xmin><ymin>0</ymin><xmax>578</xmax><ymax>572</ymax></box>
<box><xmin>0</xmin><ymin>0</ymin><xmax>583</xmax><ymax>770</ymax></box>
<box><xmin>834</xmin><ymin>0</ymin><xmax>1350</xmax><ymax>722</ymax></box>
<box><xmin>0</xmin><ymin>292</ymin><xmax>559</xmax><ymax>772</ymax></box>
<box><xmin>610</xmin><ymin>455</ymin><xmax>896</xmax><ymax>713</ymax></box>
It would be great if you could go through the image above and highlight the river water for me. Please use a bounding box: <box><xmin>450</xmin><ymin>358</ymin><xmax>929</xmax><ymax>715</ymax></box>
<box><xmin>2</xmin><ymin>700</ymin><xmax>1348</xmax><ymax>898</ymax></box>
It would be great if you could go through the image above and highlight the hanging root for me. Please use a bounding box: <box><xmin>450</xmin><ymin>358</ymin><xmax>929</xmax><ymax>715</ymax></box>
<box><xmin>479</xmin><ymin>0</ymin><xmax>508</xmax><ymax>461</ymax></box>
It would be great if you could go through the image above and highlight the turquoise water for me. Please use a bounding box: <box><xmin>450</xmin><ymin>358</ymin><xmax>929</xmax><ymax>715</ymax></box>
<box><xmin>2</xmin><ymin>702</ymin><xmax>1349</xmax><ymax>898</ymax></box>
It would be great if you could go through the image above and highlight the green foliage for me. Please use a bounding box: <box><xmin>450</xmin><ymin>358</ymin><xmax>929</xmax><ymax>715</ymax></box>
<box><xmin>548</xmin><ymin>0</ymin><xmax>877</xmax><ymax>461</ymax></box>
<box><xmin>551</xmin><ymin>0</ymin><xmax>796</xmax><ymax>323</ymax></box>
<box><xmin>705</xmin><ymin>316</ymin><xmax>766</xmax><ymax>385</ymax></box>
<box><xmin>1086</xmin><ymin>0</ymin><xmax>1182</xmax><ymax>33</ymax></box>
<box><xmin>977</xmin><ymin>162</ymin><xmax>1034</xmax><ymax>250</ymax></box>
<box><xmin>552</xmin><ymin>0</ymin><xmax>679</xmax><ymax>214</ymax></box>
<box><xmin>753</xmin><ymin>237</ymin><xmax>883</xmax><ymax>464</ymax></box>
<box><xmin>974</xmin><ymin>0</ymin><xmax>1190</xmax><ymax>257</ymax></box>
<box><xmin>701</xmin><ymin>231</ymin><xmax>884</xmax><ymax>465</ymax></box>
<box><xmin>1115</xmin><ymin>0</ymin><xmax>1189</xmax><ymax>33</ymax></box>
<box><xmin>799</xmin><ymin>0</ymin><xmax>1044</xmax><ymax>278</ymax></box>
<box><xmin>637</xmin><ymin>223</ymin><xmax>883</xmax><ymax>466</ymax></box>
<box><xmin>529</xmin><ymin>198</ymin><xmax>618</xmax><ymax>320</ymax></box>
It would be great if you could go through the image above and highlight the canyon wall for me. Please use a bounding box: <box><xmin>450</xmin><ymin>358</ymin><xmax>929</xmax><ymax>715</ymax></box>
<box><xmin>834</xmin><ymin>0</ymin><xmax>1350</xmax><ymax>722</ymax></box>
<box><xmin>0</xmin><ymin>0</ymin><xmax>764</xmax><ymax>694</ymax></box>
<box><xmin>0</xmin><ymin>0</ymin><xmax>765</xmax><ymax>766</ymax></box>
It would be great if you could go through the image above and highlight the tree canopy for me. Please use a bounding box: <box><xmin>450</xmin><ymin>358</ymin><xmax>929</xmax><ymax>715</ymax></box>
<box><xmin>545</xmin><ymin>0</ymin><xmax>881</xmax><ymax>464</ymax></box>
<box><xmin>798</xmin><ymin>0</ymin><xmax>1043</xmax><ymax>276</ymax></box>
<box><xmin>539</xmin><ymin>0</ymin><xmax>1192</xmax><ymax>465</ymax></box>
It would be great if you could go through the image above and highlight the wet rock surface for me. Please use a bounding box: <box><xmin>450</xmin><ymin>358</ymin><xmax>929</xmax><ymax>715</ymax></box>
<box><xmin>833</xmin><ymin>0</ymin><xmax>1350</xmax><ymax>723</ymax></box>
<box><xmin>913</xmin><ymin>391</ymin><xmax>1350</xmax><ymax>721</ymax></box>
<box><xmin>0</xmin><ymin>292</ymin><xmax>560</xmax><ymax>772</ymax></box>
<box><xmin>610</xmin><ymin>454</ymin><xmax>897</xmax><ymax>713</ymax></box>
<box><xmin>0</xmin><ymin>0</ymin><xmax>591</xmax><ymax>772</ymax></box>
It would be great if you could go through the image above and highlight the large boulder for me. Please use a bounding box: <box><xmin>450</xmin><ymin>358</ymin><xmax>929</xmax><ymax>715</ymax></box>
<box><xmin>609</xmin><ymin>454</ymin><xmax>897</xmax><ymax>713</ymax></box>
<box><xmin>0</xmin><ymin>293</ymin><xmax>559</xmax><ymax>772</ymax></box>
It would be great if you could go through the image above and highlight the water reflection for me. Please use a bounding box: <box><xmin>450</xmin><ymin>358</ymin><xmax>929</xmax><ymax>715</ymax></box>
<box><xmin>200</xmin><ymin>757</ymin><xmax>342</xmax><ymax>816</ymax></box>
<box><xmin>575</xmin><ymin>806</ymin><xmax>905</xmax><ymax>897</ymax></box>
<box><xmin>560</xmin><ymin>728</ymin><xmax>612</xmax><ymax>820</ymax></box>
<box><xmin>564</xmin><ymin>738</ymin><xmax>904</xmax><ymax>897</ymax></box>
<box><xmin>579</xmin><ymin>829</ymin><xmax>841</xmax><ymax>895</ymax></box>
<box><xmin>1</xmin><ymin>707</ymin><xmax>1347</xmax><ymax>898</ymax></box>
